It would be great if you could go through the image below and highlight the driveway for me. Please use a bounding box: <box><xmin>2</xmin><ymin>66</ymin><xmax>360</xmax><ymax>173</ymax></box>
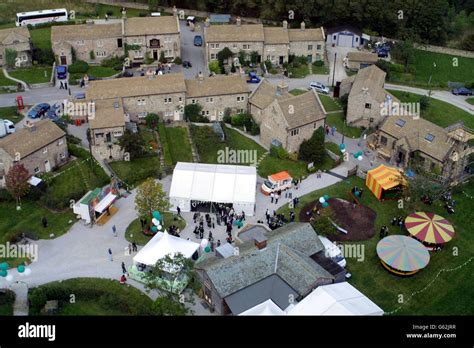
<box><xmin>179</xmin><ymin>20</ymin><xmax>207</xmax><ymax>79</ymax></box>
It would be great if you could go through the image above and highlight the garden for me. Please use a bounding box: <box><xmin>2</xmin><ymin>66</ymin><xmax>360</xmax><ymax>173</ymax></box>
<box><xmin>278</xmin><ymin>175</ymin><xmax>474</xmax><ymax>315</ymax></box>
<box><xmin>0</xmin><ymin>106</ymin><xmax>23</xmax><ymax>124</ymax></box>
<box><xmin>9</xmin><ymin>66</ymin><xmax>52</xmax><ymax>85</ymax></box>
<box><xmin>157</xmin><ymin>123</ymin><xmax>193</xmax><ymax>166</ymax></box>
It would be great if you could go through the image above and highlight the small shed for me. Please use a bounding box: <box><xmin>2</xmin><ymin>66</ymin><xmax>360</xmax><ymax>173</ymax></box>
<box><xmin>210</xmin><ymin>14</ymin><xmax>231</xmax><ymax>24</ymax></box>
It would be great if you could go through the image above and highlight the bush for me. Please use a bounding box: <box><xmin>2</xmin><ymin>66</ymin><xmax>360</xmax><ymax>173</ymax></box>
<box><xmin>270</xmin><ymin>145</ymin><xmax>289</xmax><ymax>160</ymax></box>
<box><xmin>139</xmin><ymin>12</ymin><xmax>148</xmax><ymax>17</ymax></box>
<box><xmin>465</xmin><ymin>81</ymin><xmax>474</xmax><ymax>89</ymax></box>
<box><xmin>250</xmin><ymin>122</ymin><xmax>260</xmax><ymax>135</ymax></box>
<box><xmin>390</xmin><ymin>63</ymin><xmax>405</xmax><ymax>73</ymax></box>
<box><xmin>29</xmin><ymin>288</ymin><xmax>47</xmax><ymax>310</ymax></box>
<box><xmin>68</xmin><ymin>60</ymin><xmax>89</xmax><ymax>74</ymax></box>
<box><xmin>419</xmin><ymin>96</ymin><xmax>430</xmax><ymax>110</ymax></box>
<box><xmin>264</xmin><ymin>60</ymin><xmax>273</xmax><ymax>70</ymax></box>
<box><xmin>32</xmin><ymin>48</ymin><xmax>55</xmax><ymax>65</ymax></box>
<box><xmin>230</xmin><ymin>113</ymin><xmax>257</xmax><ymax>132</ymax></box>
<box><xmin>0</xmin><ymin>189</ymin><xmax>13</xmax><ymax>202</ymax></box>
<box><xmin>223</xmin><ymin>108</ymin><xmax>232</xmax><ymax>123</ymax></box>
<box><xmin>313</xmin><ymin>60</ymin><xmax>324</xmax><ymax>67</ymax></box>
<box><xmin>173</xmin><ymin>57</ymin><xmax>182</xmax><ymax>65</ymax></box>
<box><xmin>209</xmin><ymin>61</ymin><xmax>220</xmax><ymax>74</ymax></box>
<box><xmin>101</xmin><ymin>56</ymin><xmax>124</xmax><ymax>69</ymax></box>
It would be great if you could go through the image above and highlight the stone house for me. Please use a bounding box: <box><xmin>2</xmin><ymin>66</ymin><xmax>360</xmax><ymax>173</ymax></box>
<box><xmin>288</xmin><ymin>22</ymin><xmax>325</xmax><ymax>63</ymax></box>
<box><xmin>184</xmin><ymin>74</ymin><xmax>250</xmax><ymax>121</ymax></box>
<box><xmin>195</xmin><ymin>223</ymin><xmax>344</xmax><ymax>315</ymax></box>
<box><xmin>204</xmin><ymin>19</ymin><xmax>325</xmax><ymax>66</ymax></box>
<box><xmin>89</xmin><ymin>99</ymin><xmax>126</xmax><ymax>161</ymax></box>
<box><xmin>0</xmin><ymin>27</ymin><xmax>32</xmax><ymax>67</ymax></box>
<box><xmin>345</xmin><ymin>51</ymin><xmax>378</xmax><ymax>71</ymax></box>
<box><xmin>86</xmin><ymin>73</ymin><xmax>186</xmax><ymax>122</ymax></box>
<box><xmin>341</xmin><ymin>65</ymin><xmax>398</xmax><ymax>128</ymax></box>
<box><xmin>260</xmin><ymin>89</ymin><xmax>326</xmax><ymax>153</ymax></box>
<box><xmin>124</xmin><ymin>16</ymin><xmax>180</xmax><ymax>64</ymax></box>
<box><xmin>51</xmin><ymin>21</ymin><xmax>123</xmax><ymax>65</ymax></box>
<box><xmin>0</xmin><ymin>120</ymin><xmax>68</xmax><ymax>187</ymax></box>
<box><xmin>248</xmin><ymin>79</ymin><xmax>289</xmax><ymax>124</ymax></box>
<box><xmin>204</xmin><ymin>19</ymin><xmax>265</xmax><ymax>63</ymax></box>
<box><xmin>376</xmin><ymin>116</ymin><xmax>474</xmax><ymax>183</ymax></box>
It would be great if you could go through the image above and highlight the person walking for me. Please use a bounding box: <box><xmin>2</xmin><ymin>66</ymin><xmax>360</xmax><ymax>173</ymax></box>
<box><xmin>275</xmin><ymin>193</ymin><xmax>279</xmax><ymax>204</ymax></box>
<box><xmin>270</xmin><ymin>192</ymin><xmax>274</xmax><ymax>203</ymax></box>
<box><xmin>121</xmin><ymin>261</ymin><xmax>127</xmax><ymax>274</ymax></box>
<box><xmin>128</xmin><ymin>243</ymin><xmax>132</xmax><ymax>255</ymax></box>
<box><xmin>64</xmin><ymin>81</ymin><xmax>68</xmax><ymax>90</ymax></box>
<box><xmin>41</xmin><ymin>217</ymin><xmax>48</xmax><ymax>228</ymax></box>
<box><xmin>217</xmin><ymin>240</ymin><xmax>221</xmax><ymax>247</ymax></box>
<box><xmin>112</xmin><ymin>225</ymin><xmax>117</xmax><ymax>237</ymax></box>
<box><xmin>59</xmin><ymin>81</ymin><xmax>64</xmax><ymax>89</ymax></box>
<box><xmin>177</xmin><ymin>206</ymin><xmax>181</xmax><ymax>216</ymax></box>
<box><xmin>331</xmin><ymin>126</ymin><xmax>336</xmax><ymax>136</ymax></box>
<box><xmin>132</xmin><ymin>242</ymin><xmax>137</xmax><ymax>252</ymax></box>
<box><xmin>108</xmin><ymin>248</ymin><xmax>113</xmax><ymax>262</ymax></box>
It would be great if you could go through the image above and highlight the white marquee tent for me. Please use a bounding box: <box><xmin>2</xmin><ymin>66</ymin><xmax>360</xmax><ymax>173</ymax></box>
<box><xmin>239</xmin><ymin>299</ymin><xmax>286</xmax><ymax>316</ymax></box>
<box><xmin>169</xmin><ymin>162</ymin><xmax>257</xmax><ymax>216</ymax></box>
<box><xmin>133</xmin><ymin>231</ymin><xmax>200</xmax><ymax>267</ymax></box>
<box><xmin>287</xmin><ymin>282</ymin><xmax>384</xmax><ymax>316</ymax></box>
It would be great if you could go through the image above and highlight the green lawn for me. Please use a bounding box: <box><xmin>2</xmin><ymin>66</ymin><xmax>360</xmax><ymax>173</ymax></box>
<box><xmin>164</xmin><ymin>127</ymin><xmax>193</xmax><ymax>164</ymax></box>
<box><xmin>125</xmin><ymin>213</ymin><xmax>187</xmax><ymax>245</ymax></box>
<box><xmin>388</xmin><ymin>90</ymin><xmax>474</xmax><ymax>129</ymax></box>
<box><xmin>390</xmin><ymin>49</ymin><xmax>474</xmax><ymax>88</ymax></box>
<box><xmin>288</xmin><ymin>64</ymin><xmax>310</xmax><ymax>78</ymax></box>
<box><xmin>110</xmin><ymin>156</ymin><xmax>161</xmax><ymax>187</ymax></box>
<box><xmin>325</xmin><ymin>141</ymin><xmax>341</xmax><ymax>154</ymax></box>
<box><xmin>258</xmin><ymin>155</ymin><xmax>310</xmax><ymax>179</ymax></box>
<box><xmin>9</xmin><ymin>66</ymin><xmax>52</xmax><ymax>84</ymax></box>
<box><xmin>0</xmin><ymin>290</ymin><xmax>15</xmax><ymax>316</ymax></box>
<box><xmin>0</xmin><ymin>70</ymin><xmax>16</xmax><ymax>87</ymax></box>
<box><xmin>28</xmin><ymin>278</ymin><xmax>154</xmax><ymax>316</ymax></box>
<box><xmin>326</xmin><ymin>112</ymin><xmax>364</xmax><ymax>139</ymax></box>
<box><xmin>312</xmin><ymin>64</ymin><xmax>330</xmax><ymax>74</ymax></box>
<box><xmin>289</xmin><ymin>89</ymin><xmax>308</xmax><ymax>96</ymax></box>
<box><xmin>29</xmin><ymin>27</ymin><xmax>51</xmax><ymax>51</ymax></box>
<box><xmin>278</xmin><ymin>176</ymin><xmax>474</xmax><ymax>315</ymax></box>
<box><xmin>0</xmin><ymin>106</ymin><xmax>22</xmax><ymax>123</ymax></box>
<box><xmin>466</xmin><ymin>97</ymin><xmax>474</xmax><ymax>105</ymax></box>
<box><xmin>319</xmin><ymin>94</ymin><xmax>343</xmax><ymax>112</ymax></box>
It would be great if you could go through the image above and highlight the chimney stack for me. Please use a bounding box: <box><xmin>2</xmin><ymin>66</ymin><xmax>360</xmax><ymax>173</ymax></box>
<box><xmin>276</xmin><ymin>80</ymin><xmax>289</xmax><ymax>96</ymax></box>
<box><xmin>24</xmin><ymin>120</ymin><xmax>37</xmax><ymax>132</ymax></box>
<box><xmin>236</xmin><ymin>17</ymin><xmax>241</xmax><ymax>26</ymax></box>
<box><xmin>300</xmin><ymin>21</ymin><xmax>306</xmax><ymax>31</ymax></box>
<box><xmin>205</xmin><ymin>17</ymin><xmax>210</xmax><ymax>27</ymax></box>
<box><xmin>283</xmin><ymin>20</ymin><xmax>288</xmax><ymax>30</ymax></box>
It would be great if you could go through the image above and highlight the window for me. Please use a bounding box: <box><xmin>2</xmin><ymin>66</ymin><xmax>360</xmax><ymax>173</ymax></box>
<box><xmin>138</xmin><ymin>112</ymin><xmax>148</xmax><ymax>119</ymax></box>
<box><xmin>237</xmin><ymin>96</ymin><xmax>245</xmax><ymax>102</ymax></box>
<box><xmin>137</xmin><ymin>98</ymin><xmax>146</xmax><ymax>106</ymax></box>
<box><xmin>192</xmin><ymin>99</ymin><xmax>196</xmax><ymax>104</ymax></box>
<box><xmin>314</xmin><ymin>122</ymin><xmax>317</xmax><ymax>128</ymax></box>
<box><xmin>425</xmin><ymin>134</ymin><xmax>435</xmax><ymax>142</ymax></box>
<box><xmin>164</xmin><ymin>97</ymin><xmax>172</xmax><ymax>104</ymax></box>
<box><xmin>117</xmin><ymin>38</ymin><xmax>123</xmax><ymax>48</ymax></box>
<box><xmin>290</xmin><ymin>128</ymin><xmax>299</xmax><ymax>136</ymax></box>
<box><xmin>201</xmin><ymin>111</ymin><xmax>206</xmax><ymax>116</ymax></box>
<box><xmin>178</xmin><ymin>97</ymin><xmax>182</xmax><ymax>102</ymax></box>
<box><xmin>133</xmin><ymin>38</ymin><xmax>139</xmax><ymax>44</ymax></box>
<box><xmin>95</xmin><ymin>132</ymin><xmax>104</xmax><ymax>138</ymax></box>
<box><xmin>60</xmin><ymin>153</ymin><xmax>66</xmax><ymax>159</ymax></box>
<box><xmin>206</xmin><ymin>110</ymin><xmax>210</xmax><ymax>115</ymax></box>
<box><xmin>77</xmin><ymin>40</ymin><xmax>84</xmax><ymax>45</ymax></box>
<box><xmin>0</xmin><ymin>54</ymin><xmax>2</xmax><ymax>59</ymax></box>
<box><xmin>395</xmin><ymin>119</ymin><xmax>406</xmax><ymax>127</ymax></box>
<box><xmin>96</xmin><ymin>51</ymin><xmax>107</xmax><ymax>57</ymax></box>
<box><xmin>317</xmin><ymin>44</ymin><xmax>321</xmax><ymax>50</ymax></box>
<box><xmin>43</xmin><ymin>147</ymin><xmax>48</xmax><ymax>154</ymax></box>
<box><xmin>206</xmin><ymin>97</ymin><xmax>214</xmax><ymax>103</ymax></box>
<box><xmin>243</xmin><ymin>44</ymin><xmax>250</xmax><ymax>50</ymax></box>
<box><xmin>113</xmin><ymin>131</ymin><xmax>123</xmax><ymax>137</ymax></box>
<box><xmin>308</xmin><ymin>45</ymin><xmax>313</xmax><ymax>50</ymax></box>
<box><xmin>333</xmin><ymin>35</ymin><xmax>337</xmax><ymax>40</ymax></box>
<box><xmin>356</xmin><ymin>37</ymin><xmax>359</xmax><ymax>42</ymax></box>
<box><xmin>215</xmin><ymin>44</ymin><xmax>220</xmax><ymax>49</ymax></box>
<box><xmin>97</xmin><ymin>40</ymin><xmax>103</xmax><ymax>47</ymax></box>
<box><xmin>365</xmin><ymin>103</ymin><xmax>371</xmax><ymax>109</ymax></box>
<box><xmin>34</xmin><ymin>167</ymin><xmax>40</xmax><ymax>174</ymax></box>
<box><xmin>233</xmin><ymin>44</ymin><xmax>237</xmax><ymax>49</ymax></box>
<box><xmin>239</xmin><ymin>108</ymin><xmax>244</xmax><ymax>113</ymax></box>
<box><xmin>380</xmin><ymin>136</ymin><xmax>388</xmax><ymax>146</ymax></box>
<box><xmin>219</xmin><ymin>111</ymin><xmax>224</xmax><ymax>117</ymax></box>
<box><xmin>210</xmin><ymin>53</ymin><xmax>216</xmax><ymax>60</ymax></box>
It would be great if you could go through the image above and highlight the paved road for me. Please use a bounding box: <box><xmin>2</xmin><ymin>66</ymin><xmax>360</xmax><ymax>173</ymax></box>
<box><xmin>179</xmin><ymin>20</ymin><xmax>207</xmax><ymax>79</ymax></box>
<box><xmin>0</xmin><ymin>86</ymin><xmax>82</xmax><ymax>108</ymax></box>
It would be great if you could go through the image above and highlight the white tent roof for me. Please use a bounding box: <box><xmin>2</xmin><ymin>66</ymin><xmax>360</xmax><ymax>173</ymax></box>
<box><xmin>239</xmin><ymin>299</ymin><xmax>286</xmax><ymax>316</ymax></box>
<box><xmin>133</xmin><ymin>231</ymin><xmax>200</xmax><ymax>266</ymax></box>
<box><xmin>287</xmin><ymin>282</ymin><xmax>384</xmax><ymax>316</ymax></box>
<box><xmin>94</xmin><ymin>192</ymin><xmax>117</xmax><ymax>213</ymax></box>
<box><xmin>169</xmin><ymin>162</ymin><xmax>256</xmax><ymax>204</ymax></box>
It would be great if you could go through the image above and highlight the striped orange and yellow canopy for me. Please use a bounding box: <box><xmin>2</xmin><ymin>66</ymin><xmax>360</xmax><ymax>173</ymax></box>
<box><xmin>405</xmin><ymin>212</ymin><xmax>455</xmax><ymax>244</ymax></box>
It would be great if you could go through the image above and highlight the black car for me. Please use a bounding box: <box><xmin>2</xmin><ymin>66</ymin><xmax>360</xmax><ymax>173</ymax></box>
<box><xmin>183</xmin><ymin>61</ymin><xmax>192</xmax><ymax>68</ymax></box>
<box><xmin>121</xmin><ymin>70</ymin><xmax>134</xmax><ymax>78</ymax></box>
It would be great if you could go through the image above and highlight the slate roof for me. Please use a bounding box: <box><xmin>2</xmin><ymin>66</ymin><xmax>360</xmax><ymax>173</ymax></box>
<box><xmin>379</xmin><ymin>116</ymin><xmax>454</xmax><ymax>161</ymax></box>
<box><xmin>51</xmin><ymin>22</ymin><xmax>122</xmax><ymax>41</ymax></box>
<box><xmin>0</xmin><ymin>120</ymin><xmax>65</xmax><ymax>159</ymax></box>
<box><xmin>89</xmin><ymin>99</ymin><xmax>126</xmax><ymax>130</ymax></box>
<box><xmin>86</xmin><ymin>73</ymin><xmax>186</xmax><ymax>100</ymax></box>
<box><xmin>348</xmin><ymin>65</ymin><xmax>387</xmax><ymax>104</ymax></box>
<box><xmin>275</xmin><ymin>90</ymin><xmax>326</xmax><ymax>129</ymax></box>
<box><xmin>347</xmin><ymin>51</ymin><xmax>378</xmax><ymax>63</ymax></box>
<box><xmin>205</xmin><ymin>24</ymin><xmax>265</xmax><ymax>42</ymax></box>
<box><xmin>0</xmin><ymin>27</ymin><xmax>30</xmax><ymax>45</ymax></box>
<box><xmin>124</xmin><ymin>16</ymin><xmax>179</xmax><ymax>36</ymax></box>
<box><xmin>185</xmin><ymin>75</ymin><xmax>249</xmax><ymax>98</ymax></box>
<box><xmin>288</xmin><ymin>27</ymin><xmax>325</xmax><ymax>41</ymax></box>
<box><xmin>196</xmin><ymin>223</ymin><xmax>332</xmax><ymax>299</ymax></box>
<box><xmin>263</xmin><ymin>27</ymin><xmax>289</xmax><ymax>45</ymax></box>
<box><xmin>249</xmin><ymin>79</ymin><xmax>278</xmax><ymax>110</ymax></box>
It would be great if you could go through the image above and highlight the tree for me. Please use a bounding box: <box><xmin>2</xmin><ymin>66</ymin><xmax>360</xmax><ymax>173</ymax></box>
<box><xmin>148</xmin><ymin>0</ymin><xmax>159</xmax><ymax>11</ymax></box>
<box><xmin>419</xmin><ymin>96</ymin><xmax>430</xmax><ymax>111</ymax></box>
<box><xmin>250</xmin><ymin>50</ymin><xmax>259</xmax><ymax>64</ymax></box>
<box><xmin>159</xmin><ymin>51</ymin><xmax>166</xmax><ymax>64</ymax></box>
<box><xmin>118</xmin><ymin>129</ymin><xmax>146</xmax><ymax>159</ymax></box>
<box><xmin>238</xmin><ymin>50</ymin><xmax>248</xmax><ymax>66</ymax></box>
<box><xmin>298</xmin><ymin>127</ymin><xmax>326</xmax><ymax>164</ymax></box>
<box><xmin>391</xmin><ymin>39</ymin><xmax>414</xmax><ymax>69</ymax></box>
<box><xmin>184</xmin><ymin>103</ymin><xmax>207</xmax><ymax>122</ymax></box>
<box><xmin>135</xmin><ymin>178</ymin><xmax>170</xmax><ymax>219</ymax></box>
<box><xmin>5</xmin><ymin>163</ymin><xmax>30</xmax><ymax>206</ymax></box>
<box><xmin>5</xmin><ymin>49</ymin><xmax>17</xmax><ymax>69</ymax></box>
<box><xmin>145</xmin><ymin>113</ymin><xmax>160</xmax><ymax>129</ymax></box>
<box><xmin>217</xmin><ymin>47</ymin><xmax>233</xmax><ymax>66</ymax></box>
<box><xmin>208</xmin><ymin>61</ymin><xmax>220</xmax><ymax>74</ymax></box>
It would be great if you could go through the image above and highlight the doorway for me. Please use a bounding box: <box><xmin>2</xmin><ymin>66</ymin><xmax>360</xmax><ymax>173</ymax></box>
<box><xmin>279</xmin><ymin>56</ymin><xmax>284</xmax><ymax>65</ymax></box>
<box><xmin>60</xmin><ymin>56</ymin><xmax>67</xmax><ymax>65</ymax></box>
<box><xmin>44</xmin><ymin>160</ymin><xmax>51</xmax><ymax>172</ymax></box>
<box><xmin>153</xmin><ymin>50</ymin><xmax>158</xmax><ymax>61</ymax></box>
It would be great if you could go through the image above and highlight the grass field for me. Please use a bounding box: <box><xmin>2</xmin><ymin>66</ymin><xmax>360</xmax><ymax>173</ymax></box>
<box><xmin>312</xmin><ymin>64</ymin><xmax>330</xmax><ymax>74</ymax></box>
<box><xmin>30</xmin><ymin>27</ymin><xmax>51</xmax><ymax>51</ymax></box>
<box><xmin>9</xmin><ymin>66</ymin><xmax>52</xmax><ymax>84</ymax></box>
<box><xmin>125</xmin><ymin>213</ymin><xmax>187</xmax><ymax>245</ymax></box>
<box><xmin>388</xmin><ymin>90</ymin><xmax>474</xmax><ymax>129</ymax></box>
<box><xmin>390</xmin><ymin>49</ymin><xmax>474</xmax><ymax>88</ymax></box>
<box><xmin>110</xmin><ymin>156</ymin><xmax>161</xmax><ymax>187</ymax></box>
<box><xmin>466</xmin><ymin>97</ymin><xmax>474</xmax><ymax>105</ymax></box>
<box><xmin>325</xmin><ymin>141</ymin><xmax>341</xmax><ymax>154</ymax></box>
<box><xmin>288</xmin><ymin>64</ymin><xmax>310</xmax><ymax>78</ymax></box>
<box><xmin>164</xmin><ymin>127</ymin><xmax>193</xmax><ymax>164</ymax></box>
<box><xmin>0</xmin><ymin>70</ymin><xmax>16</xmax><ymax>87</ymax></box>
<box><xmin>326</xmin><ymin>112</ymin><xmax>364</xmax><ymax>139</ymax></box>
<box><xmin>278</xmin><ymin>176</ymin><xmax>474</xmax><ymax>315</ymax></box>
<box><xmin>28</xmin><ymin>278</ymin><xmax>154</xmax><ymax>315</ymax></box>
<box><xmin>289</xmin><ymin>89</ymin><xmax>308</xmax><ymax>96</ymax></box>
<box><xmin>319</xmin><ymin>94</ymin><xmax>343</xmax><ymax>112</ymax></box>
<box><xmin>0</xmin><ymin>106</ymin><xmax>22</xmax><ymax>123</ymax></box>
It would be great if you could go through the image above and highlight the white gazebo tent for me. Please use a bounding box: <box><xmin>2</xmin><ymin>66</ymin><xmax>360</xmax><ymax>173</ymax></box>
<box><xmin>287</xmin><ymin>282</ymin><xmax>384</xmax><ymax>316</ymax></box>
<box><xmin>133</xmin><ymin>231</ymin><xmax>200</xmax><ymax>267</ymax></box>
<box><xmin>239</xmin><ymin>299</ymin><xmax>286</xmax><ymax>316</ymax></box>
<box><xmin>169</xmin><ymin>162</ymin><xmax>257</xmax><ymax>216</ymax></box>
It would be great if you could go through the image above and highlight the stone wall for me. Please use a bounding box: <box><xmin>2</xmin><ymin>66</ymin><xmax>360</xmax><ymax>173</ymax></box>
<box><xmin>286</xmin><ymin>119</ymin><xmax>325</xmax><ymax>153</ymax></box>
<box><xmin>53</xmin><ymin>36</ymin><xmax>123</xmax><ymax>65</ymax></box>
<box><xmin>123</xmin><ymin>92</ymin><xmax>186</xmax><ymax>121</ymax></box>
<box><xmin>263</xmin><ymin>44</ymin><xmax>289</xmax><ymax>65</ymax></box>
<box><xmin>186</xmin><ymin>92</ymin><xmax>249</xmax><ymax>121</ymax></box>
<box><xmin>289</xmin><ymin>40</ymin><xmax>325</xmax><ymax>62</ymax></box>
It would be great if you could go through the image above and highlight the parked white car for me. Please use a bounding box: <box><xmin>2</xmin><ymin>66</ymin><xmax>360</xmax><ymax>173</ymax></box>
<box><xmin>319</xmin><ymin>236</ymin><xmax>346</xmax><ymax>268</ymax></box>
<box><xmin>309</xmin><ymin>81</ymin><xmax>330</xmax><ymax>94</ymax></box>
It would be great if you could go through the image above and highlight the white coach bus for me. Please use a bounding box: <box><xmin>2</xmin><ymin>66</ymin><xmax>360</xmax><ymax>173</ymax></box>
<box><xmin>16</xmin><ymin>9</ymin><xmax>69</xmax><ymax>27</ymax></box>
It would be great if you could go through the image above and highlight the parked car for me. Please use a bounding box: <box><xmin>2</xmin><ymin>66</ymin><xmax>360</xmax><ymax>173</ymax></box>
<box><xmin>27</xmin><ymin>103</ymin><xmax>50</xmax><ymax>119</ymax></box>
<box><xmin>452</xmin><ymin>87</ymin><xmax>473</xmax><ymax>96</ymax></box>
<box><xmin>183</xmin><ymin>61</ymin><xmax>192</xmax><ymax>68</ymax></box>
<box><xmin>309</xmin><ymin>81</ymin><xmax>330</xmax><ymax>94</ymax></box>
<box><xmin>193</xmin><ymin>35</ymin><xmax>203</xmax><ymax>46</ymax></box>
<box><xmin>74</xmin><ymin>92</ymin><xmax>86</xmax><ymax>100</ymax></box>
<box><xmin>121</xmin><ymin>70</ymin><xmax>134</xmax><ymax>78</ymax></box>
<box><xmin>375</xmin><ymin>48</ymin><xmax>389</xmax><ymax>58</ymax></box>
<box><xmin>247</xmin><ymin>71</ymin><xmax>261</xmax><ymax>83</ymax></box>
<box><xmin>0</xmin><ymin>119</ymin><xmax>15</xmax><ymax>138</ymax></box>
<box><xmin>56</xmin><ymin>65</ymin><xmax>67</xmax><ymax>80</ymax></box>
